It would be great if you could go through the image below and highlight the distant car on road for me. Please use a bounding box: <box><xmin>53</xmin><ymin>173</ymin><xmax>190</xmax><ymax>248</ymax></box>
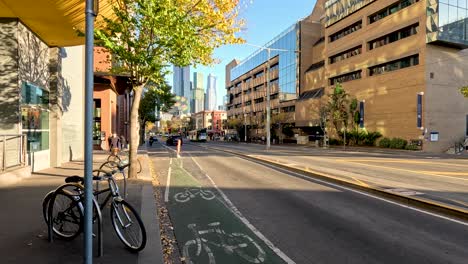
<box><xmin>166</xmin><ymin>135</ymin><xmax>183</xmax><ymax>146</ymax></box>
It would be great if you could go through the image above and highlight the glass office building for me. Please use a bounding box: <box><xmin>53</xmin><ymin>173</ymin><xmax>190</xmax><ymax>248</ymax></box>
<box><xmin>230</xmin><ymin>23</ymin><xmax>300</xmax><ymax>100</ymax></box>
<box><xmin>427</xmin><ymin>0</ymin><xmax>468</xmax><ymax>47</ymax></box>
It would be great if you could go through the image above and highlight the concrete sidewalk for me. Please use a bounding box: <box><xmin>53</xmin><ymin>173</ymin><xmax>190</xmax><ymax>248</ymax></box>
<box><xmin>0</xmin><ymin>151</ymin><xmax>164</xmax><ymax>264</ymax></box>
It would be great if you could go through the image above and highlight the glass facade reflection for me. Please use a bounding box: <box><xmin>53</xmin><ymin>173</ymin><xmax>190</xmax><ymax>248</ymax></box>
<box><xmin>230</xmin><ymin>23</ymin><xmax>299</xmax><ymax>100</ymax></box>
<box><xmin>427</xmin><ymin>0</ymin><xmax>468</xmax><ymax>47</ymax></box>
<box><xmin>21</xmin><ymin>82</ymin><xmax>50</xmax><ymax>151</ymax></box>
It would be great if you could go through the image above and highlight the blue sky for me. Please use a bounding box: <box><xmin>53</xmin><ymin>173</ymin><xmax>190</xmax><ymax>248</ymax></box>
<box><xmin>168</xmin><ymin>0</ymin><xmax>316</xmax><ymax>106</ymax></box>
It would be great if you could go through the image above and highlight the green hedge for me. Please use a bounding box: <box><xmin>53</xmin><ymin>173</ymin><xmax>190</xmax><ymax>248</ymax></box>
<box><xmin>343</xmin><ymin>130</ymin><xmax>382</xmax><ymax>146</ymax></box>
<box><xmin>378</xmin><ymin>137</ymin><xmax>391</xmax><ymax>148</ymax></box>
<box><xmin>390</xmin><ymin>138</ymin><xmax>407</xmax><ymax>149</ymax></box>
<box><xmin>379</xmin><ymin>137</ymin><xmax>409</xmax><ymax>149</ymax></box>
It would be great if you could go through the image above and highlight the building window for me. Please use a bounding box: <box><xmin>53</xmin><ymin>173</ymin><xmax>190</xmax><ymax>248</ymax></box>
<box><xmin>235</xmin><ymin>82</ymin><xmax>241</xmax><ymax>88</ymax></box>
<box><xmin>369</xmin><ymin>0</ymin><xmax>419</xmax><ymax>24</ymax></box>
<box><xmin>21</xmin><ymin>82</ymin><xmax>50</xmax><ymax>151</ymax></box>
<box><xmin>245</xmin><ymin>77</ymin><xmax>252</xmax><ymax>84</ymax></box>
<box><xmin>329</xmin><ymin>20</ymin><xmax>362</xmax><ymax>42</ymax></box>
<box><xmin>270</xmin><ymin>78</ymin><xmax>279</xmax><ymax>86</ymax></box>
<box><xmin>305</xmin><ymin>61</ymin><xmax>325</xmax><ymax>72</ymax></box>
<box><xmin>254</xmin><ymin>84</ymin><xmax>263</xmax><ymax>91</ymax></box>
<box><xmin>254</xmin><ymin>71</ymin><xmax>264</xmax><ymax>78</ymax></box>
<box><xmin>254</xmin><ymin>98</ymin><xmax>264</xmax><ymax>103</ymax></box>
<box><xmin>329</xmin><ymin>45</ymin><xmax>362</xmax><ymax>64</ymax></box>
<box><xmin>270</xmin><ymin>93</ymin><xmax>279</xmax><ymax>100</ymax></box>
<box><xmin>330</xmin><ymin>70</ymin><xmax>362</xmax><ymax>85</ymax></box>
<box><xmin>282</xmin><ymin>106</ymin><xmax>295</xmax><ymax>112</ymax></box>
<box><xmin>369</xmin><ymin>54</ymin><xmax>419</xmax><ymax>76</ymax></box>
<box><xmin>245</xmin><ymin>100</ymin><xmax>252</xmax><ymax>106</ymax></box>
<box><xmin>269</xmin><ymin>63</ymin><xmax>279</xmax><ymax>71</ymax></box>
<box><xmin>368</xmin><ymin>23</ymin><xmax>419</xmax><ymax>50</ymax></box>
<box><xmin>313</xmin><ymin>37</ymin><xmax>325</xmax><ymax>46</ymax></box>
<box><xmin>298</xmin><ymin>87</ymin><xmax>324</xmax><ymax>100</ymax></box>
<box><xmin>93</xmin><ymin>99</ymin><xmax>102</xmax><ymax>146</ymax></box>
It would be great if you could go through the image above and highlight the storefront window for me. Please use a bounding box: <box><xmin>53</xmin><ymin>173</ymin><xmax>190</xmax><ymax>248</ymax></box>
<box><xmin>21</xmin><ymin>82</ymin><xmax>50</xmax><ymax>151</ymax></box>
<box><xmin>93</xmin><ymin>99</ymin><xmax>103</xmax><ymax>146</ymax></box>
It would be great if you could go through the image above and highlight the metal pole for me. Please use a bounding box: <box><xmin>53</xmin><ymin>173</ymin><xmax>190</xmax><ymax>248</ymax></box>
<box><xmin>2</xmin><ymin>135</ymin><xmax>6</xmax><ymax>171</ymax></box>
<box><xmin>266</xmin><ymin>48</ymin><xmax>271</xmax><ymax>150</ymax></box>
<box><xmin>84</xmin><ymin>0</ymin><xmax>95</xmax><ymax>262</ymax></box>
<box><xmin>242</xmin><ymin>86</ymin><xmax>247</xmax><ymax>142</ymax></box>
<box><xmin>244</xmin><ymin>114</ymin><xmax>247</xmax><ymax>142</ymax></box>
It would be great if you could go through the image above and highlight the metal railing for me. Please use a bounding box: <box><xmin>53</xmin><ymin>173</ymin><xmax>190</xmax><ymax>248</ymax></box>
<box><xmin>0</xmin><ymin>134</ymin><xmax>27</xmax><ymax>172</ymax></box>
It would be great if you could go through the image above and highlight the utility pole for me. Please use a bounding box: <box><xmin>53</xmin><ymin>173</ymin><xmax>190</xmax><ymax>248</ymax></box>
<box><xmin>266</xmin><ymin>48</ymin><xmax>271</xmax><ymax>150</ymax></box>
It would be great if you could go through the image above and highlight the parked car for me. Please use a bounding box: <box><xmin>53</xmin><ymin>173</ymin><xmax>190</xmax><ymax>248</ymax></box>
<box><xmin>166</xmin><ymin>135</ymin><xmax>183</xmax><ymax>146</ymax></box>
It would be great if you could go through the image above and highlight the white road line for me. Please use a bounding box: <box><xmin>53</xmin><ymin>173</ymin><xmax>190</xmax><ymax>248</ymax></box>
<box><xmin>202</xmin><ymin>146</ymin><xmax>468</xmax><ymax>227</ymax></box>
<box><xmin>253</xmin><ymin>158</ymin><xmax>468</xmax><ymax>227</ymax></box>
<box><xmin>188</xmin><ymin>154</ymin><xmax>296</xmax><ymax>264</ymax></box>
<box><xmin>164</xmin><ymin>158</ymin><xmax>172</xmax><ymax>202</ymax></box>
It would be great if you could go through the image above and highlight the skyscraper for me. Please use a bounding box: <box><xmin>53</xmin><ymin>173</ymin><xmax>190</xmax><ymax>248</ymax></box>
<box><xmin>173</xmin><ymin>66</ymin><xmax>191</xmax><ymax>112</ymax></box>
<box><xmin>206</xmin><ymin>74</ymin><xmax>217</xmax><ymax>111</ymax></box>
<box><xmin>192</xmin><ymin>72</ymin><xmax>205</xmax><ymax>113</ymax></box>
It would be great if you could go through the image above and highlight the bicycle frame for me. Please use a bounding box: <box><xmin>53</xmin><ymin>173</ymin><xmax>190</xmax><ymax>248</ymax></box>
<box><xmin>93</xmin><ymin>174</ymin><xmax>123</xmax><ymax>211</ymax></box>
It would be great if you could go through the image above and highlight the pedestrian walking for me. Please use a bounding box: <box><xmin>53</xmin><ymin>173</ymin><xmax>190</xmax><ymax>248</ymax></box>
<box><xmin>110</xmin><ymin>134</ymin><xmax>121</xmax><ymax>154</ymax></box>
<box><xmin>120</xmin><ymin>135</ymin><xmax>127</xmax><ymax>149</ymax></box>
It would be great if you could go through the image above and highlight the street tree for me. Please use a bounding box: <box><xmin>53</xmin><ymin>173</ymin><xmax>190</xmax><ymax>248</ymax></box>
<box><xmin>271</xmin><ymin>112</ymin><xmax>294</xmax><ymax>143</ymax></box>
<box><xmin>349</xmin><ymin>98</ymin><xmax>360</xmax><ymax>131</ymax></box>
<box><xmin>327</xmin><ymin>83</ymin><xmax>349</xmax><ymax>146</ymax></box>
<box><xmin>318</xmin><ymin>104</ymin><xmax>330</xmax><ymax>147</ymax></box>
<box><xmin>138</xmin><ymin>82</ymin><xmax>175</xmax><ymax>144</ymax></box>
<box><xmin>460</xmin><ymin>86</ymin><xmax>468</xmax><ymax>97</ymax></box>
<box><xmin>95</xmin><ymin>0</ymin><xmax>245</xmax><ymax>177</ymax></box>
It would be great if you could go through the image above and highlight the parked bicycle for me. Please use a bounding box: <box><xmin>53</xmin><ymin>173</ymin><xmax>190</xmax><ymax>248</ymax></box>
<box><xmin>182</xmin><ymin>222</ymin><xmax>265</xmax><ymax>264</ymax></box>
<box><xmin>107</xmin><ymin>149</ymin><xmax>142</xmax><ymax>173</ymax></box>
<box><xmin>42</xmin><ymin>163</ymin><xmax>147</xmax><ymax>252</ymax></box>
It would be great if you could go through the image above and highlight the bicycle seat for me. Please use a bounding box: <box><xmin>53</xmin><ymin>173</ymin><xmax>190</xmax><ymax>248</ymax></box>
<box><xmin>65</xmin><ymin>175</ymin><xmax>84</xmax><ymax>183</ymax></box>
<box><xmin>64</xmin><ymin>175</ymin><xmax>103</xmax><ymax>183</ymax></box>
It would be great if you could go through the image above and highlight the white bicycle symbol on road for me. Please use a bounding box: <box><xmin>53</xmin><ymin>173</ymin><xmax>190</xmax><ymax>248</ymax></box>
<box><xmin>182</xmin><ymin>222</ymin><xmax>266</xmax><ymax>264</ymax></box>
<box><xmin>174</xmin><ymin>188</ymin><xmax>216</xmax><ymax>203</ymax></box>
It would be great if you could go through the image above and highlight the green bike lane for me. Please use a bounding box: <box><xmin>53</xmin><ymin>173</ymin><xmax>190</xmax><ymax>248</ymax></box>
<box><xmin>164</xmin><ymin>156</ymin><xmax>289</xmax><ymax>264</ymax></box>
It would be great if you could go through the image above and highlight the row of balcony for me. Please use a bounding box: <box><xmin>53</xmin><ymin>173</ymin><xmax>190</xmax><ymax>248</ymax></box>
<box><xmin>228</xmin><ymin>69</ymin><xmax>279</xmax><ymax>92</ymax></box>
<box><xmin>228</xmin><ymin>98</ymin><xmax>281</xmax><ymax>113</ymax></box>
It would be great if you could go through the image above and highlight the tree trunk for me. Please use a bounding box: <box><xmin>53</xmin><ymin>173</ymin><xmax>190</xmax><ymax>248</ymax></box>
<box><xmin>129</xmin><ymin>85</ymin><xmax>144</xmax><ymax>178</ymax></box>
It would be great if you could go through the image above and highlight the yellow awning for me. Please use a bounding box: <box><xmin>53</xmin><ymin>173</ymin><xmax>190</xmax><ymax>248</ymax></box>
<box><xmin>0</xmin><ymin>0</ymin><xmax>113</xmax><ymax>47</ymax></box>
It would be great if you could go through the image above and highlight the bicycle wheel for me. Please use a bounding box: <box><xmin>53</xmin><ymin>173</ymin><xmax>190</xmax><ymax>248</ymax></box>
<box><xmin>42</xmin><ymin>185</ymin><xmax>82</xmax><ymax>224</ymax></box>
<box><xmin>99</xmin><ymin>160</ymin><xmax>120</xmax><ymax>171</ymax></box>
<box><xmin>107</xmin><ymin>154</ymin><xmax>121</xmax><ymax>164</ymax></box>
<box><xmin>46</xmin><ymin>190</ymin><xmax>83</xmax><ymax>240</ymax></box>
<box><xmin>110</xmin><ymin>200</ymin><xmax>147</xmax><ymax>252</ymax></box>
<box><xmin>183</xmin><ymin>240</ymin><xmax>215</xmax><ymax>264</ymax></box>
<box><xmin>42</xmin><ymin>191</ymin><xmax>54</xmax><ymax>223</ymax></box>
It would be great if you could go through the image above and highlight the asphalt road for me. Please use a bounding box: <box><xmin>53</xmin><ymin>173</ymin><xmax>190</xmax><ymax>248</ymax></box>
<box><xmin>200</xmin><ymin>142</ymin><xmax>468</xmax><ymax>210</ymax></box>
<box><xmin>151</xmin><ymin>142</ymin><xmax>468</xmax><ymax>264</ymax></box>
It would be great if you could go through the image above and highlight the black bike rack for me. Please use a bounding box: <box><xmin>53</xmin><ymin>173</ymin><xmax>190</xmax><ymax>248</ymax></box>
<box><xmin>47</xmin><ymin>182</ymin><xmax>104</xmax><ymax>257</ymax></box>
